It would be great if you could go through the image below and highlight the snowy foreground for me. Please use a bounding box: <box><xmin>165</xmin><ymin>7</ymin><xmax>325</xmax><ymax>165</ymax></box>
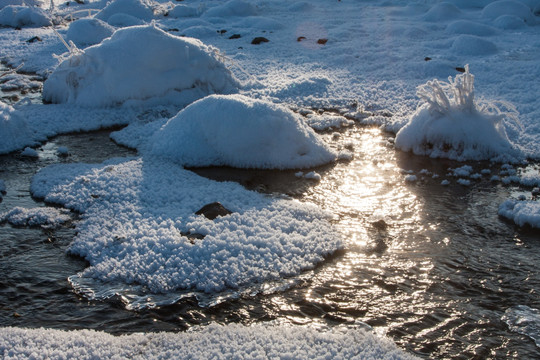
<box><xmin>1</xmin><ymin>0</ymin><xmax>540</xmax><ymax>357</ymax></box>
<box><xmin>0</xmin><ymin>324</ymin><xmax>417</xmax><ymax>360</ymax></box>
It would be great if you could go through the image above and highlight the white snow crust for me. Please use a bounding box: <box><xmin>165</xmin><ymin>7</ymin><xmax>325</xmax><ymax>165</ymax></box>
<box><xmin>0</xmin><ymin>206</ymin><xmax>71</xmax><ymax>228</ymax></box>
<box><xmin>66</xmin><ymin>18</ymin><xmax>114</xmax><ymax>47</ymax></box>
<box><xmin>498</xmin><ymin>198</ymin><xmax>540</xmax><ymax>228</ymax></box>
<box><xmin>42</xmin><ymin>25</ymin><xmax>239</xmax><ymax>106</ymax></box>
<box><xmin>0</xmin><ymin>102</ymin><xmax>37</xmax><ymax>154</ymax></box>
<box><xmin>31</xmin><ymin>157</ymin><xmax>343</xmax><ymax>295</ymax></box>
<box><xmin>0</xmin><ymin>323</ymin><xmax>418</xmax><ymax>360</ymax></box>
<box><xmin>149</xmin><ymin>94</ymin><xmax>337</xmax><ymax>169</ymax></box>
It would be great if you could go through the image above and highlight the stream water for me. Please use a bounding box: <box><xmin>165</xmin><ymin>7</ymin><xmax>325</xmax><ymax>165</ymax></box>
<box><xmin>1</xmin><ymin>70</ymin><xmax>539</xmax><ymax>359</ymax></box>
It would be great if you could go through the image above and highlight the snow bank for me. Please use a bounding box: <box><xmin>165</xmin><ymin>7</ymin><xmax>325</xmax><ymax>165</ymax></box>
<box><xmin>0</xmin><ymin>102</ymin><xmax>36</xmax><ymax>154</ymax></box>
<box><xmin>0</xmin><ymin>323</ymin><xmax>418</xmax><ymax>360</ymax></box>
<box><xmin>149</xmin><ymin>95</ymin><xmax>337</xmax><ymax>169</ymax></box>
<box><xmin>42</xmin><ymin>25</ymin><xmax>239</xmax><ymax>107</ymax></box>
<box><xmin>0</xmin><ymin>5</ymin><xmax>52</xmax><ymax>28</ymax></box>
<box><xmin>66</xmin><ymin>18</ymin><xmax>115</xmax><ymax>47</ymax></box>
<box><xmin>0</xmin><ymin>206</ymin><xmax>71</xmax><ymax>228</ymax></box>
<box><xmin>499</xmin><ymin>199</ymin><xmax>540</xmax><ymax>228</ymax></box>
<box><xmin>31</xmin><ymin>157</ymin><xmax>342</xmax><ymax>303</ymax></box>
<box><xmin>395</xmin><ymin>66</ymin><xmax>523</xmax><ymax>162</ymax></box>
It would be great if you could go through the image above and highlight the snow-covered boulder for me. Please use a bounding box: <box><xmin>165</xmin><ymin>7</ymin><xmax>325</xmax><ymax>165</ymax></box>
<box><xmin>0</xmin><ymin>101</ymin><xmax>35</xmax><ymax>154</ymax></box>
<box><xmin>42</xmin><ymin>25</ymin><xmax>239</xmax><ymax>106</ymax></box>
<box><xmin>149</xmin><ymin>94</ymin><xmax>337</xmax><ymax>169</ymax></box>
<box><xmin>94</xmin><ymin>0</ymin><xmax>154</xmax><ymax>25</ymax></box>
<box><xmin>66</xmin><ymin>18</ymin><xmax>115</xmax><ymax>47</ymax></box>
<box><xmin>0</xmin><ymin>5</ymin><xmax>51</xmax><ymax>28</ymax></box>
<box><xmin>395</xmin><ymin>66</ymin><xmax>522</xmax><ymax>162</ymax></box>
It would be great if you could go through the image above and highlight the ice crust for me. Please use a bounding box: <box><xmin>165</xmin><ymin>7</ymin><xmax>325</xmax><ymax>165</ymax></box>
<box><xmin>0</xmin><ymin>323</ymin><xmax>418</xmax><ymax>360</ymax></box>
<box><xmin>31</xmin><ymin>158</ymin><xmax>343</xmax><ymax>294</ymax></box>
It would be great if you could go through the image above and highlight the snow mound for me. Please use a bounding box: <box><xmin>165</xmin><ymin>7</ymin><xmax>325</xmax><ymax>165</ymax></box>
<box><xmin>0</xmin><ymin>5</ymin><xmax>52</xmax><ymax>28</ymax></box>
<box><xmin>395</xmin><ymin>66</ymin><xmax>522</xmax><ymax>162</ymax></box>
<box><xmin>0</xmin><ymin>323</ymin><xmax>418</xmax><ymax>360</ymax></box>
<box><xmin>66</xmin><ymin>18</ymin><xmax>115</xmax><ymax>47</ymax></box>
<box><xmin>0</xmin><ymin>102</ymin><xmax>36</xmax><ymax>154</ymax></box>
<box><xmin>42</xmin><ymin>25</ymin><xmax>239</xmax><ymax>107</ymax></box>
<box><xmin>481</xmin><ymin>0</ymin><xmax>536</xmax><ymax>24</ymax></box>
<box><xmin>494</xmin><ymin>14</ymin><xmax>528</xmax><ymax>28</ymax></box>
<box><xmin>149</xmin><ymin>95</ymin><xmax>337</xmax><ymax>169</ymax></box>
<box><xmin>203</xmin><ymin>0</ymin><xmax>257</xmax><ymax>18</ymax></box>
<box><xmin>168</xmin><ymin>4</ymin><xmax>200</xmax><ymax>18</ymax></box>
<box><xmin>451</xmin><ymin>35</ymin><xmax>498</xmax><ymax>55</ymax></box>
<box><xmin>422</xmin><ymin>2</ymin><xmax>462</xmax><ymax>22</ymax></box>
<box><xmin>0</xmin><ymin>206</ymin><xmax>71</xmax><ymax>228</ymax></box>
<box><xmin>446</xmin><ymin>20</ymin><xmax>498</xmax><ymax>36</ymax></box>
<box><xmin>94</xmin><ymin>0</ymin><xmax>154</xmax><ymax>25</ymax></box>
<box><xmin>499</xmin><ymin>199</ymin><xmax>540</xmax><ymax>228</ymax></box>
<box><xmin>31</xmin><ymin>158</ymin><xmax>343</xmax><ymax>301</ymax></box>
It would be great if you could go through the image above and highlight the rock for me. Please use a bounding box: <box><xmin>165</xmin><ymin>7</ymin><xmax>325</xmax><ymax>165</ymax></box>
<box><xmin>229</xmin><ymin>34</ymin><xmax>241</xmax><ymax>39</ymax></box>
<box><xmin>297</xmin><ymin>36</ymin><xmax>306</xmax><ymax>42</ymax></box>
<box><xmin>195</xmin><ymin>202</ymin><xmax>233</xmax><ymax>220</ymax></box>
<box><xmin>251</xmin><ymin>37</ymin><xmax>269</xmax><ymax>45</ymax></box>
<box><xmin>26</xmin><ymin>36</ymin><xmax>42</xmax><ymax>43</ymax></box>
<box><xmin>181</xmin><ymin>231</ymin><xmax>205</xmax><ymax>244</ymax></box>
<box><xmin>371</xmin><ymin>219</ymin><xmax>388</xmax><ymax>231</ymax></box>
<box><xmin>424</xmin><ymin>56</ymin><xmax>432</xmax><ymax>61</ymax></box>
<box><xmin>317</xmin><ymin>38</ymin><xmax>328</xmax><ymax>45</ymax></box>
<box><xmin>455</xmin><ymin>67</ymin><xmax>466</xmax><ymax>73</ymax></box>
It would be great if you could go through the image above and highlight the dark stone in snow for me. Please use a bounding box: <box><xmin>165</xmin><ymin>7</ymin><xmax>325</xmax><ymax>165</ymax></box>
<box><xmin>297</xmin><ymin>36</ymin><xmax>306</xmax><ymax>42</ymax></box>
<box><xmin>455</xmin><ymin>67</ymin><xmax>466</xmax><ymax>73</ymax></box>
<box><xmin>229</xmin><ymin>34</ymin><xmax>241</xmax><ymax>39</ymax></box>
<box><xmin>181</xmin><ymin>231</ymin><xmax>205</xmax><ymax>244</ymax></box>
<box><xmin>424</xmin><ymin>57</ymin><xmax>432</xmax><ymax>61</ymax></box>
<box><xmin>251</xmin><ymin>37</ymin><xmax>269</xmax><ymax>45</ymax></box>
<box><xmin>26</xmin><ymin>36</ymin><xmax>42</xmax><ymax>43</ymax></box>
<box><xmin>371</xmin><ymin>219</ymin><xmax>388</xmax><ymax>231</ymax></box>
<box><xmin>317</xmin><ymin>38</ymin><xmax>328</xmax><ymax>45</ymax></box>
<box><xmin>195</xmin><ymin>202</ymin><xmax>233</xmax><ymax>220</ymax></box>
<box><xmin>218</xmin><ymin>29</ymin><xmax>227</xmax><ymax>34</ymax></box>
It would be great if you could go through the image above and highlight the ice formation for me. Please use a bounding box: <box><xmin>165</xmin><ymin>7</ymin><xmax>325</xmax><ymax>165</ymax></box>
<box><xmin>395</xmin><ymin>66</ymin><xmax>523</xmax><ymax>162</ymax></box>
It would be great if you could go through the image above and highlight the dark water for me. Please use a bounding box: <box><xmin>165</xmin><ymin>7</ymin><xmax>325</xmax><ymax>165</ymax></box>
<box><xmin>1</xmin><ymin>120</ymin><xmax>540</xmax><ymax>359</ymax></box>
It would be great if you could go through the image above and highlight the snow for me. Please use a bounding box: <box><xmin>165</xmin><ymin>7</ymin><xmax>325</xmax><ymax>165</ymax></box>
<box><xmin>0</xmin><ymin>323</ymin><xmax>418</xmax><ymax>360</ymax></box>
<box><xmin>0</xmin><ymin>102</ymin><xmax>37</xmax><ymax>154</ymax></box>
<box><xmin>0</xmin><ymin>206</ymin><xmax>71</xmax><ymax>228</ymax></box>
<box><xmin>30</xmin><ymin>157</ymin><xmax>343</xmax><ymax>297</ymax></box>
<box><xmin>395</xmin><ymin>66</ymin><xmax>523</xmax><ymax>162</ymax></box>
<box><xmin>93</xmin><ymin>0</ymin><xmax>154</xmax><ymax>25</ymax></box>
<box><xmin>0</xmin><ymin>5</ymin><xmax>53</xmax><ymax>28</ymax></box>
<box><xmin>66</xmin><ymin>18</ymin><xmax>115</xmax><ymax>47</ymax></box>
<box><xmin>1</xmin><ymin>0</ymin><xmax>540</xmax><ymax>354</ymax></box>
<box><xmin>149</xmin><ymin>94</ymin><xmax>337</xmax><ymax>169</ymax></box>
<box><xmin>42</xmin><ymin>25</ymin><xmax>239</xmax><ymax>107</ymax></box>
<box><xmin>499</xmin><ymin>198</ymin><xmax>540</xmax><ymax>228</ymax></box>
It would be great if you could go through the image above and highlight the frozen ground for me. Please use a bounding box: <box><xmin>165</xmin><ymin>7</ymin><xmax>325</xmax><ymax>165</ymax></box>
<box><xmin>1</xmin><ymin>0</ymin><xmax>540</xmax><ymax>357</ymax></box>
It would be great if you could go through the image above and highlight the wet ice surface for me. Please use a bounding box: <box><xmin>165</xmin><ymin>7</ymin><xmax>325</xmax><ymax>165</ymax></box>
<box><xmin>1</xmin><ymin>124</ymin><xmax>540</xmax><ymax>359</ymax></box>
